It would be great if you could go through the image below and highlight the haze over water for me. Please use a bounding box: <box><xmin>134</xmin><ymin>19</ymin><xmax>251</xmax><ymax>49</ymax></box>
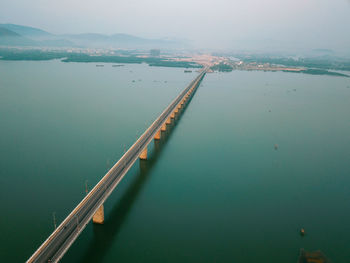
<box><xmin>2</xmin><ymin>0</ymin><xmax>350</xmax><ymax>52</ymax></box>
<box><xmin>0</xmin><ymin>61</ymin><xmax>349</xmax><ymax>262</ymax></box>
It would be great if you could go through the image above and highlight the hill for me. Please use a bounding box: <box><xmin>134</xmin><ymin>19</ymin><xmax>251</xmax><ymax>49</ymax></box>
<box><xmin>0</xmin><ymin>23</ymin><xmax>188</xmax><ymax>49</ymax></box>
<box><xmin>64</xmin><ymin>33</ymin><xmax>182</xmax><ymax>48</ymax></box>
<box><xmin>0</xmin><ymin>26</ymin><xmax>37</xmax><ymax>46</ymax></box>
<box><xmin>0</xmin><ymin>27</ymin><xmax>21</xmax><ymax>37</ymax></box>
<box><xmin>0</xmin><ymin>23</ymin><xmax>51</xmax><ymax>39</ymax></box>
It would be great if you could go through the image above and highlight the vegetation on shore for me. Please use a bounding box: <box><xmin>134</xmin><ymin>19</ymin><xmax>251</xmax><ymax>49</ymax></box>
<box><xmin>62</xmin><ymin>54</ymin><xmax>202</xmax><ymax>68</ymax></box>
<box><xmin>235</xmin><ymin>55</ymin><xmax>350</xmax><ymax>71</ymax></box>
<box><xmin>1</xmin><ymin>48</ymin><xmax>348</xmax><ymax>76</ymax></box>
<box><xmin>210</xmin><ymin>62</ymin><xmax>349</xmax><ymax>77</ymax></box>
<box><xmin>285</xmin><ymin>68</ymin><xmax>349</xmax><ymax>77</ymax></box>
<box><xmin>0</xmin><ymin>49</ymin><xmax>68</xmax><ymax>60</ymax></box>
<box><xmin>0</xmin><ymin>49</ymin><xmax>202</xmax><ymax>68</ymax></box>
<box><xmin>210</xmin><ymin>63</ymin><xmax>233</xmax><ymax>72</ymax></box>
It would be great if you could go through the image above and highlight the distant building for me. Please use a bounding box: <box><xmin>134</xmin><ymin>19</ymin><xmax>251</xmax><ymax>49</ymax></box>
<box><xmin>150</xmin><ymin>49</ymin><xmax>160</xmax><ymax>57</ymax></box>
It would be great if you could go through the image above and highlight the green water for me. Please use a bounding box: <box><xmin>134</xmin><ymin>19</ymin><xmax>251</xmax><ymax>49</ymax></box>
<box><xmin>1</xmin><ymin>61</ymin><xmax>350</xmax><ymax>262</ymax></box>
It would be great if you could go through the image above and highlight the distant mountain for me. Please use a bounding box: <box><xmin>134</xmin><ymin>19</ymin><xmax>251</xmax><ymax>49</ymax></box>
<box><xmin>64</xmin><ymin>33</ymin><xmax>183</xmax><ymax>48</ymax></box>
<box><xmin>0</xmin><ymin>27</ymin><xmax>20</xmax><ymax>37</ymax></box>
<box><xmin>0</xmin><ymin>23</ymin><xmax>51</xmax><ymax>39</ymax></box>
<box><xmin>0</xmin><ymin>23</ymin><xmax>188</xmax><ymax>49</ymax></box>
<box><xmin>0</xmin><ymin>26</ymin><xmax>37</xmax><ymax>46</ymax></box>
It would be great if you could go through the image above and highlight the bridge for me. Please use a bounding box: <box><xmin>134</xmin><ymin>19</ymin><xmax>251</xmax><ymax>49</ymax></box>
<box><xmin>27</xmin><ymin>67</ymin><xmax>207</xmax><ymax>263</ymax></box>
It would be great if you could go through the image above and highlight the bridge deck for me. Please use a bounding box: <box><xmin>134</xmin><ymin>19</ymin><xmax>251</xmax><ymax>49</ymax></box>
<box><xmin>27</xmin><ymin>68</ymin><xmax>207</xmax><ymax>263</ymax></box>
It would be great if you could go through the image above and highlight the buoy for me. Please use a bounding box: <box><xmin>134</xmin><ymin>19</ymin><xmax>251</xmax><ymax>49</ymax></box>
<box><xmin>300</xmin><ymin>228</ymin><xmax>305</xmax><ymax>236</ymax></box>
<box><xmin>274</xmin><ymin>144</ymin><xmax>278</xmax><ymax>150</ymax></box>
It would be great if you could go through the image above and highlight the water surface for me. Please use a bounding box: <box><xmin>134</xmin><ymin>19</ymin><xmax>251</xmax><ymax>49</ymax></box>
<box><xmin>1</xmin><ymin>61</ymin><xmax>349</xmax><ymax>262</ymax></box>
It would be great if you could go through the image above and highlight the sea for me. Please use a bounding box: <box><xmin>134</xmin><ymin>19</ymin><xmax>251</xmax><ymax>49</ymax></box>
<box><xmin>0</xmin><ymin>60</ymin><xmax>349</xmax><ymax>263</ymax></box>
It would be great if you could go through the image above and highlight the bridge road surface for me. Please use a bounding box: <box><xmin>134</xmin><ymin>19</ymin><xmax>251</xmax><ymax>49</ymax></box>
<box><xmin>27</xmin><ymin>68</ymin><xmax>207</xmax><ymax>263</ymax></box>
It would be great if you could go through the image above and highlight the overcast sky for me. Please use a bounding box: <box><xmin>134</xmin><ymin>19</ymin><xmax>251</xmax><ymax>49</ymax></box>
<box><xmin>1</xmin><ymin>0</ymin><xmax>349</xmax><ymax>52</ymax></box>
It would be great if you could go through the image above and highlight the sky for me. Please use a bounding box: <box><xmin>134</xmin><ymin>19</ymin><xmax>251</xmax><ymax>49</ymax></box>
<box><xmin>1</xmin><ymin>0</ymin><xmax>350</xmax><ymax>52</ymax></box>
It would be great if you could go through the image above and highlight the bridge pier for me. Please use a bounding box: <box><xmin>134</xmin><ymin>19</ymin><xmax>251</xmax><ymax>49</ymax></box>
<box><xmin>161</xmin><ymin>122</ymin><xmax>166</xmax><ymax>131</ymax></box>
<box><xmin>93</xmin><ymin>205</ymin><xmax>104</xmax><ymax>224</ymax></box>
<box><xmin>166</xmin><ymin>117</ymin><xmax>171</xmax><ymax>124</ymax></box>
<box><xmin>170</xmin><ymin>112</ymin><xmax>175</xmax><ymax>119</ymax></box>
<box><xmin>154</xmin><ymin>129</ymin><xmax>161</xmax><ymax>140</ymax></box>
<box><xmin>140</xmin><ymin>147</ymin><xmax>147</xmax><ymax>160</ymax></box>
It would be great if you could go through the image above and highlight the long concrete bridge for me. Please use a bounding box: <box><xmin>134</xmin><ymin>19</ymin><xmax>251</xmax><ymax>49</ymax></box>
<box><xmin>27</xmin><ymin>68</ymin><xmax>207</xmax><ymax>263</ymax></box>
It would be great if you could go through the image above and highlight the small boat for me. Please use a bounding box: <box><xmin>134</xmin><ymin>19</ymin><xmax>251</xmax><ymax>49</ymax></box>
<box><xmin>298</xmin><ymin>249</ymin><xmax>331</xmax><ymax>263</ymax></box>
<box><xmin>184</xmin><ymin>70</ymin><xmax>192</xmax><ymax>73</ymax></box>
<box><xmin>96</xmin><ymin>65</ymin><xmax>104</xmax><ymax>67</ymax></box>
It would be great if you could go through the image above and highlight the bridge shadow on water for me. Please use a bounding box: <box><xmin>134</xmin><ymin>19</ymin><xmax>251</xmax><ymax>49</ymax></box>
<box><xmin>75</xmin><ymin>94</ymin><xmax>196</xmax><ymax>263</ymax></box>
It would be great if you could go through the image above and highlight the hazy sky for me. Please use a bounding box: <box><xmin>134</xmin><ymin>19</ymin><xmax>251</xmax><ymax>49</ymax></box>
<box><xmin>1</xmin><ymin>0</ymin><xmax>350</xmax><ymax>52</ymax></box>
